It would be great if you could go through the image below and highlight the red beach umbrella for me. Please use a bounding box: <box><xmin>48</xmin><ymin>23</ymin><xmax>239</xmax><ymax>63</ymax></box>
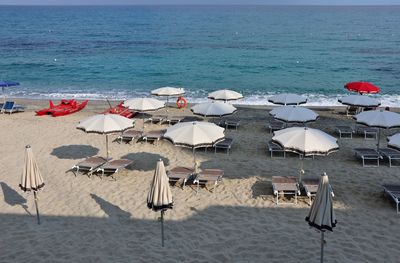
<box><xmin>344</xmin><ymin>82</ymin><xmax>380</xmax><ymax>94</ymax></box>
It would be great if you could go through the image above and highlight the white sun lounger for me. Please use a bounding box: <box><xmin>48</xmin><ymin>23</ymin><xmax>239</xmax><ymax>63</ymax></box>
<box><xmin>379</xmin><ymin>148</ymin><xmax>400</xmax><ymax>167</ymax></box>
<box><xmin>335</xmin><ymin>125</ymin><xmax>354</xmax><ymax>139</ymax></box>
<box><xmin>382</xmin><ymin>184</ymin><xmax>400</xmax><ymax>214</ymax></box>
<box><xmin>354</xmin><ymin>148</ymin><xmax>381</xmax><ymax>167</ymax></box>
<box><xmin>272</xmin><ymin>176</ymin><xmax>300</xmax><ymax>205</ymax></box>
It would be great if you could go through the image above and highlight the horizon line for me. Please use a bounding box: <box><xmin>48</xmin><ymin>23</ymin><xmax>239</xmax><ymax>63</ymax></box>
<box><xmin>1</xmin><ymin>4</ymin><xmax>400</xmax><ymax>7</ymax></box>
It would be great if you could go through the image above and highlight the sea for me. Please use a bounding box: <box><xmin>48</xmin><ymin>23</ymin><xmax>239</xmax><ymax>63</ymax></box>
<box><xmin>0</xmin><ymin>5</ymin><xmax>399</xmax><ymax>106</ymax></box>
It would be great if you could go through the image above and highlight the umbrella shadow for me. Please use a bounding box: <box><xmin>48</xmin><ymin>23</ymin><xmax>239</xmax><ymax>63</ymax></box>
<box><xmin>181</xmin><ymin>116</ymin><xmax>203</xmax><ymax>122</ymax></box>
<box><xmin>0</xmin><ymin>182</ymin><xmax>31</xmax><ymax>215</ymax></box>
<box><xmin>121</xmin><ymin>152</ymin><xmax>169</xmax><ymax>171</ymax></box>
<box><xmin>251</xmin><ymin>180</ymin><xmax>273</xmax><ymax>199</ymax></box>
<box><xmin>90</xmin><ymin>194</ymin><xmax>131</xmax><ymax>221</ymax></box>
<box><xmin>51</xmin><ymin>145</ymin><xmax>99</xmax><ymax>160</ymax></box>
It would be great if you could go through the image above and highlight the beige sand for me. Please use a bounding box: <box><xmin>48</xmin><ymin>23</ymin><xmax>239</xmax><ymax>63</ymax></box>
<box><xmin>0</xmin><ymin>99</ymin><xmax>399</xmax><ymax>262</ymax></box>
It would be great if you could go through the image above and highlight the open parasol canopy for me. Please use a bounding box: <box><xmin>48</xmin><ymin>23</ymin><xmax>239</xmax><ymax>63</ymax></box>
<box><xmin>270</xmin><ymin>106</ymin><xmax>318</xmax><ymax>124</ymax></box>
<box><xmin>208</xmin><ymin>89</ymin><xmax>243</xmax><ymax>101</ymax></box>
<box><xmin>345</xmin><ymin>82</ymin><xmax>380</xmax><ymax>94</ymax></box>
<box><xmin>268</xmin><ymin>93</ymin><xmax>307</xmax><ymax>105</ymax></box>
<box><xmin>191</xmin><ymin>101</ymin><xmax>237</xmax><ymax>118</ymax></box>
<box><xmin>77</xmin><ymin>114</ymin><xmax>134</xmax><ymax>159</ymax></box>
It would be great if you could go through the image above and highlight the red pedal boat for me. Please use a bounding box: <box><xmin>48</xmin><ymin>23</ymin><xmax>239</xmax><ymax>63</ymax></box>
<box><xmin>36</xmin><ymin>99</ymin><xmax>88</xmax><ymax>117</ymax></box>
<box><xmin>102</xmin><ymin>102</ymin><xmax>135</xmax><ymax>118</ymax></box>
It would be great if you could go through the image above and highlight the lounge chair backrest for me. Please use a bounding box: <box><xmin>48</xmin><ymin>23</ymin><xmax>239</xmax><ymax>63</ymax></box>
<box><xmin>4</xmin><ymin>101</ymin><xmax>14</xmax><ymax>110</ymax></box>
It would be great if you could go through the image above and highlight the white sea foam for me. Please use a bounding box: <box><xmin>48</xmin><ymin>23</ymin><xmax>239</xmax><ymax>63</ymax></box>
<box><xmin>8</xmin><ymin>90</ymin><xmax>400</xmax><ymax>107</ymax></box>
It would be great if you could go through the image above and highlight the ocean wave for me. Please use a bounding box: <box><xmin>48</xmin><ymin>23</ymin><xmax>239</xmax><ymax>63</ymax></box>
<box><xmin>8</xmin><ymin>90</ymin><xmax>400</xmax><ymax>107</ymax></box>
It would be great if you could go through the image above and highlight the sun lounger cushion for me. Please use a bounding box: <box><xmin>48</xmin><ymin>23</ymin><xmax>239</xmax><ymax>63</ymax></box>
<box><xmin>193</xmin><ymin>169</ymin><xmax>224</xmax><ymax>193</ymax></box>
<box><xmin>335</xmin><ymin>125</ymin><xmax>354</xmax><ymax>138</ymax></box>
<box><xmin>96</xmin><ymin>159</ymin><xmax>133</xmax><ymax>178</ymax></box>
<box><xmin>2</xmin><ymin>101</ymin><xmax>25</xmax><ymax>114</ymax></box>
<box><xmin>267</xmin><ymin>140</ymin><xmax>285</xmax><ymax>158</ymax></box>
<box><xmin>272</xmin><ymin>176</ymin><xmax>300</xmax><ymax>205</ymax></box>
<box><xmin>356</xmin><ymin>126</ymin><xmax>378</xmax><ymax>140</ymax></box>
<box><xmin>71</xmin><ymin>156</ymin><xmax>108</xmax><ymax>176</ymax></box>
<box><xmin>117</xmin><ymin>130</ymin><xmax>143</xmax><ymax>143</ymax></box>
<box><xmin>214</xmin><ymin>138</ymin><xmax>234</xmax><ymax>154</ymax></box>
<box><xmin>379</xmin><ymin>148</ymin><xmax>400</xmax><ymax>167</ymax></box>
<box><xmin>382</xmin><ymin>184</ymin><xmax>400</xmax><ymax>214</ymax></box>
<box><xmin>142</xmin><ymin>129</ymin><xmax>166</xmax><ymax>143</ymax></box>
<box><xmin>354</xmin><ymin>148</ymin><xmax>381</xmax><ymax>167</ymax></box>
<box><xmin>167</xmin><ymin>167</ymin><xmax>194</xmax><ymax>187</ymax></box>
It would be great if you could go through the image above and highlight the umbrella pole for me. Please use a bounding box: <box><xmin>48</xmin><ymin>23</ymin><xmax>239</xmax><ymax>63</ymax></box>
<box><xmin>299</xmin><ymin>156</ymin><xmax>304</xmax><ymax>182</ymax></box>
<box><xmin>34</xmin><ymin>191</ymin><xmax>41</xmax><ymax>225</ymax></box>
<box><xmin>320</xmin><ymin>231</ymin><xmax>325</xmax><ymax>263</ymax></box>
<box><xmin>106</xmin><ymin>134</ymin><xmax>109</xmax><ymax>160</ymax></box>
<box><xmin>161</xmin><ymin>210</ymin><xmax>165</xmax><ymax>247</ymax></box>
<box><xmin>377</xmin><ymin>128</ymin><xmax>381</xmax><ymax>151</ymax></box>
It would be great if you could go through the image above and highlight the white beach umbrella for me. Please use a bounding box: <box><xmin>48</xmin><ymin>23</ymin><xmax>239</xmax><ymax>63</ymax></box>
<box><xmin>164</xmin><ymin>121</ymin><xmax>225</xmax><ymax>167</ymax></box>
<box><xmin>305</xmin><ymin>173</ymin><xmax>337</xmax><ymax>263</ymax></box>
<box><xmin>151</xmin><ymin>86</ymin><xmax>185</xmax><ymax>97</ymax></box>
<box><xmin>272</xmin><ymin>127</ymin><xmax>339</xmax><ymax>180</ymax></box>
<box><xmin>20</xmin><ymin>145</ymin><xmax>45</xmax><ymax>224</ymax></box>
<box><xmin>191</xmin><ymin>101</ymin><xmax>237</xmax><ymax>117</ymax></box>
<box><xmin>388</xmin><ymin>133</ymin><xmax>400</xmax><ymax>150</ymax></box>
<box><xmin>123</xmin><ymin>98</ymin><xmax>165</xmax><ymax>112</ymax></box>
<box><xmin>273</xmin><ymin>127</ymin><xmax>339</xmax><ymax>156</ymax></box>
<box><xmin>147</xmin><ymin>160</ymin><xmax>173</xmax><ymax>247</ymax></box>
<box><xmin>355</xmin><ymin>109</ymin><xmax>400</xmax><ymax>150</ymax></box>
<box><xmin>151</xmin><ymin>87</ymin><xmax>185</xmax><ymax>105</ymax></box>
<box><xmin>270</xmin><ymin>106</ymin><xmax>318</xmax><ymax>124</ymax></box>
<box><xmin>338</xmin><ymin>95</ymin><xmax>380</xmax><ymax>107</ymax></box>
<box><xmin>208</xmin><ymin>89</ymin><xmax>243</xmax><ymax>101</ymax></box>
<box><xmin>268</xmin><ymin>93</ymin><xmax>307</xmax><ymax>105</ymax></box>
<box><xmin>77</xmin><ymin>114</ymin><xmax>134</xmax><ymax>159</ymax></box>
<box><xmin>123</xmin><ymin>98</ymin><xmax>166</xmax><ymax>130</ymax></box>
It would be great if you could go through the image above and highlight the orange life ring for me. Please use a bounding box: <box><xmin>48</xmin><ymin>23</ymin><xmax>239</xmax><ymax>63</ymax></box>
<box><xmin>176</xmin><ymin>96</ymin><xmax>187</xmax><ymax>109</ymax></box>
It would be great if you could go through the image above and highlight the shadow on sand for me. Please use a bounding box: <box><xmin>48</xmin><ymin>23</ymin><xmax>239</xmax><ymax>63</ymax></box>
<box><xmin>51</xmin><ymin>145</ymin><xmax>99</xmax><ymax>160</ymax></box>
<box><xmin>0</xmin><ymin>182</ymin><xmax>31</xmax><ymax>215</ymax></box>
<box><xmin>121</xmin><ymin>152</ymin><xmax>169</xmax><ymax>171</ymax></box>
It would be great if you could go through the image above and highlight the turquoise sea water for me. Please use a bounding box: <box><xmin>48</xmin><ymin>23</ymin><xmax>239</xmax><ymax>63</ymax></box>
<box><xmin>0</xmin><ymin>5</ymin><xmax>399</xmax><ymax>105</ymax></box>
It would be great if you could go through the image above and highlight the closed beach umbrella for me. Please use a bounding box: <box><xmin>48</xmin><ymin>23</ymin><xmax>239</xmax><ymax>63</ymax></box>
<box><xmin>151</xmin><ymin>87</ymin><xmax>185</xmax><ymax>104</ymax></box>
<box><xmin>338</xmin><ymin>95</ymin><xmax>380</xmax><ymax>108</ymax></box>
<box><xmin>354</xmin><ymin>109</ymin><xmax>400</xmax><ymax>150</ymax></box>
<box><xmin>268</xmin><ymin>93</ymin><xmax>307</xmax><ymax>105</ymax></box>
<box><xmin>272</xmin><ymin>127</ymin><xmax>338</xmax><ymax>180</ymax></box>
<box><xmin>191</xmin><ymin>101</ymin><xmax>237</xmax><ymax>117</ymax></box>
<box><xmin>20</xmin><ymin>145</ymin><xmax>45</xmax><ymax>224</ymax></box>
<box><xmin>0</xmin><ymin>80</ymin><xmax>20</xmax><ymax>103</ymax></box>
<box><xmin>123</xmin><ymin>98</ymin><xmax>165</xmax><ymax>112</ymax></box>
<box><xmin>305</xmin><ymin>173</ymin><xmax>337</xmax><ymax>263</ymax></box>
<box><xmin>163</xmin><ymin>121</ymin><xmax>225</xmax><ymax>167</ymax></box>
<box><xmin>208</xmin><ymin>89</ymin><xmax>243</xmax><ymax>101</ymax></box>
<box><xmin>147</xmin><ymin>160</ymin><xmax>173</xmax><ymax>247</ymax></box>
<box><xmin>388</xmin><ymin>133</ymin><xmax>400</xmax><ymax>150</ymax></box>
<box><xmin>270</xmin><ymin>106</ymin><xmax>318</xmax><ymax>124</ymax></box>
<box><xmin>77</xmin><ymin>114</ymin><xmax>134</xmax><ymax>159</ymax></box>
<box><xmin>345</xmin><ymin>81</ymin><xmax>380</xmax><ymax>94</ymax></box>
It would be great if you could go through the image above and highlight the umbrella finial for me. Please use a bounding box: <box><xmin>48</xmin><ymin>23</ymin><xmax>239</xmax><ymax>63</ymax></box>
<box><xmin>26</xmin><ymin>145</ymin><xmax>31</xmax><ymax>149</ymax></box>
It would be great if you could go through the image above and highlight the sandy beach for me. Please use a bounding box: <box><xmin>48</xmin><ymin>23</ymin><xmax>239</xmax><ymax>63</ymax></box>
<box><xmin>1</xmin><ymin>99</ymin><xmax>399</xmax><ymax>263</ymax></box>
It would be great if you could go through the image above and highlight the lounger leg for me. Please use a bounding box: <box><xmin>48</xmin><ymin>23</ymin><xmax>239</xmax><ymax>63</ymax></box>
<box><xmin>295</xmin><ymin>192</ymin><xmax>297</xmax><ymax>204</ymax></box>
<box><xmin>196</xmin><ymin>182</ymin><xmax>200</xmax><ymax>195</ymax></box>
